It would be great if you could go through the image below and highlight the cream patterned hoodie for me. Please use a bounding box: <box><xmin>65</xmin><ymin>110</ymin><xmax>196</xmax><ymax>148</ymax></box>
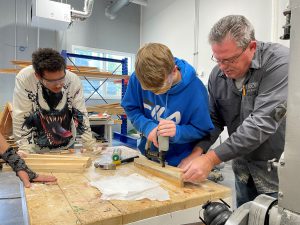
<box><xmin>13</xmin><ymin>66</ymin><xmax>96</xmax><ymax>153</ymax></box>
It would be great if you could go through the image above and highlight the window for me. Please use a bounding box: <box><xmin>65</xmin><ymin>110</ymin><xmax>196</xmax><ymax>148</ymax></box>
<box><xmin>70</xmin><ymin>45</ymin><xmax>135</xmax><ymax>100</ymax></box>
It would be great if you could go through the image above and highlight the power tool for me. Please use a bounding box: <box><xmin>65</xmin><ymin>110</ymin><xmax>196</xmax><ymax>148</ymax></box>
<box><xmin>145</xmin><ymin>135</ymin><xmax>169</xmax><ymax>167</ymax></box>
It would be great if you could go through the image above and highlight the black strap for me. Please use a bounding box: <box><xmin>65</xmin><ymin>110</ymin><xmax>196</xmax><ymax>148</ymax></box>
<box><xmin>0</xmin><ymin>147</ymin><xmax>37</xmax><ymax>181</ymax></box>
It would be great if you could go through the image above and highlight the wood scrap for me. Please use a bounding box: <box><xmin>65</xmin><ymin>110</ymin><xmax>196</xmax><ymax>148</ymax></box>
<box><xmin>25</xmin><ymin>154</ymin><xmax>92</xmax><ymax>168</ymax></box>
<box><xmin>0</xmin><ymin>67</ymin><xmax>129</xmax><ymax>79</ymax></box>
<box><xmin>26</xmin><ymin>153</ymin><xmax>81</xmax><ymax>158</ymax></box>
<box><xmin>87</xmin><ymin>103</ymin><xmax>125</xmax><ymax>115</ymax></box>
<box><xmin>2</xmin><ymin>154</ymin><xmax>92</xmax><ymax>173</ymax></box>
<box><xmin>24</xmin><ymin>157</ymin><xmax>91</xmax><ymax>166</ymax></box>
<box><xmin>11</xmin><ymin>60</ymin><xmax>99</xmax><ymax>72</ymax></box>
<box><xmin>0</xmin><ymin>102</ymin><xmax>13</xmax><ymax>137</ymax></box>
<box><xmin>0</xmin><ymin>68</ymin><xmax>20</xmax><ymax>74</ymax></box>
<box><xmin>134</xmin><ymin>157</ymin><xmax>184</xmax><ymax>187</ymax></box>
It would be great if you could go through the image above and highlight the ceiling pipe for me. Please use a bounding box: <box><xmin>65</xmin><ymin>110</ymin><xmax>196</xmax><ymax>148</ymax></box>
<box><xmin>71</xmin><ymin>0</ymin><xmax>94</xmax><ymax>21</ymax></box>
<box><xmin>105</xmin><ymin>0</ymin><xmax>147</xmax><ymax>20</ymax></box>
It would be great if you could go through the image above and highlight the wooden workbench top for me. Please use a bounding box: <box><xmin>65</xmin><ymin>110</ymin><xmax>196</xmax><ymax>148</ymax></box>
<box><xmin>25</xmin><ymin>155</ymin><xmax>231</xmax><ymax>225</ymax></box>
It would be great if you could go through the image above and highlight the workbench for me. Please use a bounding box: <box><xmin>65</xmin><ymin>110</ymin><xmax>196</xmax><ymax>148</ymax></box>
<box><xmin>24</xmin><ymin>153</ymin><xmax>231</xmax><ymax>225</ymax></box>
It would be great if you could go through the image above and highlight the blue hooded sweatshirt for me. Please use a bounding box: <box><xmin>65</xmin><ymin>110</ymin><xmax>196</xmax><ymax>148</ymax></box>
<box><xmin>121</xmin><ymin>58</ymin><xmax>214</xmax><ymax>166</ymax></box>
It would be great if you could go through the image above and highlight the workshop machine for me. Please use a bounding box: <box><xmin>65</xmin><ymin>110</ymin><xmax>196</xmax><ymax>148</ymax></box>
<box><xmin>199</xmin><ymin>1</ymin><xmax>300</xmax><ymax>225</ymax></box>
<box><xmin>145</xmin><ymin>135</ymin><xmax>169</xmax><ymax>167</ymax></box>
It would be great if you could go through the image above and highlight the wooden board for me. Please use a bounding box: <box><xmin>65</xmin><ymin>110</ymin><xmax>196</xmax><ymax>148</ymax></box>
<box><xmin>11</xmin><ymin>60</ymin><xmax>99</xmax><ymax>72</ymax></box>
<box><xmin>26</xmin><ymin>153</ymin><xmax>82</xmax><ymax>158</ymax></box>
<box><xmin>0</xmin><ymin>102</ymin><xmax>13</xmax><ymax>137</ymax></box>
<box><xmin>0</xmin><ymin>68</ymin><xmax>19</xmax><ymax>74</ymax></box>
<box><xmin>87</xmin><ymin>103</ymin><xmax>125</xmax><ymax>115</ymax></box>
<box><xmin>0</xmin><ymin>68</ymin><xmax>129</xmax><ymax>79</ymax></box>
<box><xmin>134</xmin><ymin>157</ymin><xmax>184</xmax><ymax>187</ymax></box>
<box><xmin>2</xmin><ymin>154</ymin><xmax>92</xmax><ymax>172</ymax></box>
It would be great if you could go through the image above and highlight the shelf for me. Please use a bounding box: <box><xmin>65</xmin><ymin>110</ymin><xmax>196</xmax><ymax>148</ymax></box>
<box><xmin>0</xmin><ymin>68</ymin><xmax>129</xmax><ymax>80</ymax></box>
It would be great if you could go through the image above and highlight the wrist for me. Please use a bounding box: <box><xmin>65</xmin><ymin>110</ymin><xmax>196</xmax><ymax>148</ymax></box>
<box><xmin>205</xmin><ymin>150</ymin><xmax>222</xmax><ymax>166</ymax></box>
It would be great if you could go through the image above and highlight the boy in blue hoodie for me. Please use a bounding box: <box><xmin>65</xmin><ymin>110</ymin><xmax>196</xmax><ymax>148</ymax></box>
<box><xmin>121</xmin><ymin>43</ymin><xmax>214</xmax><ymax>167</ymax></box>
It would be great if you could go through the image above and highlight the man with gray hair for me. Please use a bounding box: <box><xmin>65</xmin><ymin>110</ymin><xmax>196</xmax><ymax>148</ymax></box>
<box><xmin>181</xmin><ymin>15</ymin><xmax>289</xmax><ymax>206</ymax></box>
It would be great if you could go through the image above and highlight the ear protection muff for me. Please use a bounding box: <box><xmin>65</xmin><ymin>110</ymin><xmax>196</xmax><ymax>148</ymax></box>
<box><xmin>199</xmin><ymin>199</ymin><xmax>232</xmax><ymax>225</ymax></box>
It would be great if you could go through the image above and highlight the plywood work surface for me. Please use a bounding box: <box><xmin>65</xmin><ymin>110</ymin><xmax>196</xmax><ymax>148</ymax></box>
<box><xmin>25</xmin><ymin>151</ymin><xmax>231</xmax><ymax>225</ymax></box>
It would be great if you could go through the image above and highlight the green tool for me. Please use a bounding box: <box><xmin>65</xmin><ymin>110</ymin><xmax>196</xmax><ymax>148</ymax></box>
<box><xmin>112</xmin><ymin>148</ymin><xmax>122</xmax><ymax>162</ymax></box>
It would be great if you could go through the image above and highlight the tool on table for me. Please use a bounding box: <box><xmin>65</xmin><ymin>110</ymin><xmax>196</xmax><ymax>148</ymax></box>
<box><xmin>112</xmin><ymin>148</ymin><xmax>122</xmax><ymax>163</ymax></box>
<box><xmin>94</xmin><ymin>162</ymin><xmax>116</xmax><ymax>170</ymax></box>
<box><xmin>94</xmin><ymin>153</ymin><xmax>139</xmax><ymax>170</ymax></box>
<box><xmin>145</xmin><ymin>135</ymin><xmax>169</xmax><ymax>167</ymax></box>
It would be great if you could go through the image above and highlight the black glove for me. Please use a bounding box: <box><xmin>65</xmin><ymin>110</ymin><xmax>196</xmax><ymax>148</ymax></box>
<box><xmin>0</xmin><ymin>147</ymin><xmax>37</xmax><ymax>181</ymax></box>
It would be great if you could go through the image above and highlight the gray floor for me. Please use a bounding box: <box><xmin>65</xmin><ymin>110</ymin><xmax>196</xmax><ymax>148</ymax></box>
<box><xmin>217</xmin><ymin>161</ymin><xmax>237</xmax><ymax>209</ymax></box>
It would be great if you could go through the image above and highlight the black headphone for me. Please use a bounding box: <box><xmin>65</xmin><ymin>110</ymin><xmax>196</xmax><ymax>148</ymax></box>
<box><xmin>199</xmin><ymin>199</ymin><xmax>232</xmax><ymax>225</ymax></box>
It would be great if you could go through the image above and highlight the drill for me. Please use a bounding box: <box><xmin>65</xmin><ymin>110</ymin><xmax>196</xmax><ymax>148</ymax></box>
<box><xmin>158</xmin><ymin>135</ymin><xmax>169</xmax><ymax>167</ymax></box>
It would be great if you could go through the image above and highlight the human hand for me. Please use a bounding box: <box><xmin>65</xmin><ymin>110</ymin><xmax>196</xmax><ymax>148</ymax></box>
<box><xmin>182</xmin><ymin>151</ymin><xmax>221</xmax><ymax>183</ymax></box>
<box><xmin>17</xmin><ymin>150</ymin><xmax>28</xmax><ymax>158</ymax></box>
<box><xmin>17</xmin><ymin>171</ymin><xmax>57</xmax><ymax>188</ymax></box>
<box><xmin>148</xmin><ymin>127</ymin><xmax>158</xmax><ymax>147</ymax></box>
<box><xmin>157</xmin><ymin>120</ymin><xmax>176</xmax><ymax>137</ymax></box>
<box><xmin>178</xmin><ymin>146</ymin><xmax>203</xmax><ymax>169</ymax></box>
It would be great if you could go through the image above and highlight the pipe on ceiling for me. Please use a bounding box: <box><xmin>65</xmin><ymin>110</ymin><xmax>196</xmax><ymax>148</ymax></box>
<box><xmin>71</xmin><ymin>0</ymin><xmax>94</xmax><ymax>21</ymax></box>
<box><xmin>105</xmin><ymin>0</ymin><xmax>147</xmax><ymax>20</ymax></box>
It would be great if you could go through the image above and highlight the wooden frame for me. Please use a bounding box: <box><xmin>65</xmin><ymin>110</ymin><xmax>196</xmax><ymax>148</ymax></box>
<box><xmin>0</xmin><ymin>102</ymin><xmax>13</xmax><ymax>137</ymax></box>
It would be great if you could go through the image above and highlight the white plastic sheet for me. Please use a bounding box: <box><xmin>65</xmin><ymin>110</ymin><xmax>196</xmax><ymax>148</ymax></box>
<box><xmin>90</xmin><ymin>173</ymin><xmax>170</xmax><ymax>201</ymax></box>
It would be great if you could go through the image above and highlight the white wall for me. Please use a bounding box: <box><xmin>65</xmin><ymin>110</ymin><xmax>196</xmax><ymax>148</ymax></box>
<box><xmin>140</xmin><ymin>0</ymin><xmax>195</xmax><ymax>63</ymax></box>
<box><xmin>141</xmin><ymin>0</ymin><xmax>289</xmax><ymax>85</ymax></box>
<box><xmin>197</xmin><ymin>0</ymin><xmax>273</xmax><ymax>84</ymax></box>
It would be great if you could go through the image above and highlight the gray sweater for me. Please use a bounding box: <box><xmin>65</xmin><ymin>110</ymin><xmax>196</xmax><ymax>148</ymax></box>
<box><xmin>197</xmin><ymin>42</ymin><xmax>289</xmax><ymax>193</ymax></box>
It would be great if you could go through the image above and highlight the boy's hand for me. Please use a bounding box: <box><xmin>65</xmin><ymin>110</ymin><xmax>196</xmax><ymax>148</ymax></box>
<box><xmin>157</xmin><ymin>120</ymin><xmax>176</xmax><ymax>137</ymax></box>
<box><xmin>148</xmin><ymin>127</ymin><xmax>158</xmax><ymax>147</ymax></box>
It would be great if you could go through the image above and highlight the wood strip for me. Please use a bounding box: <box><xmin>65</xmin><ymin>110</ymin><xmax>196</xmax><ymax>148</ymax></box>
<box><xmin>0</xmin><ymin>68</ymin><xmax>19</xmax><ymax>74</ymax></box>
<box><xmin>0</xmin><ymin>68</ymin><xmax>129</xmax><ymax>79</ymax></box>
<box><xmin>87</xmin><ymin>103</ymin><xmax>125</xmax><ymax>115</ymax></box>
<box><xmin>24</xmin><ymin>158</ymin><xmax>92</xmax><ymax>168</ymax></box>
<box><xmin>134</xmin><ymin>157</ymin><xmax>184</xmax><ymax>187</ymax></box>
<box><xmin>27</xmin><ymin>153</ymin><xmax>84</xmax><ymax>158</ymax></box>
<box><xmin>2</xmin><ymin>164</ymin><xmax>86</xmax><ymax>173</ymax></box>
<box><xmin>74</xmin><ymin>70</ymin><xmax>129</xmax><ymax>79</ymax></box>
<box><xmin>28</xmin><ymin>162</ymin><xmax>86</xmax><ymax>168</ymax></box>
<box><xmin>0</xmin><ymin>102</ymin><xmax>13</xmax><ymax>137</ymax></box>
<box><xmin>11</xmin><ymin>60</ymin><xmax>99</xmax><ymax>71</ymax></box>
